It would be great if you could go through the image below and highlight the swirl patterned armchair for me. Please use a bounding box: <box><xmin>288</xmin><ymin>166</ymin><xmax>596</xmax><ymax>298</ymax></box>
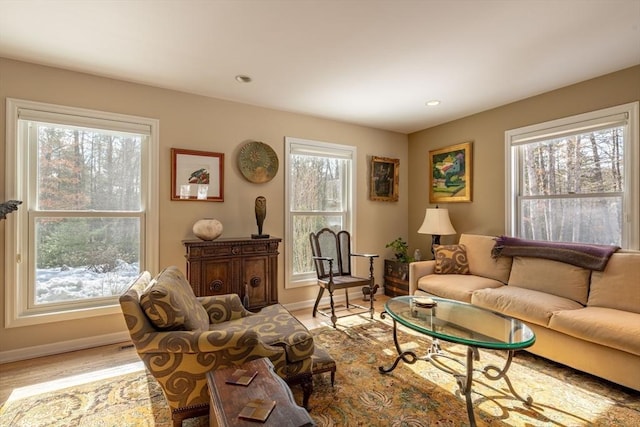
<box><xmin>119</xmin><ymin>266</ymin><xmax>314</xmax><ymax>427</ymax></box>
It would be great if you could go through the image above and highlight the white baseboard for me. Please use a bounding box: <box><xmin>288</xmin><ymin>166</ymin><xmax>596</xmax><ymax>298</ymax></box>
<box><xmin>0</xmin><ymin>331</ymin><xmax>131</xmax><ymax>364</ymax></box>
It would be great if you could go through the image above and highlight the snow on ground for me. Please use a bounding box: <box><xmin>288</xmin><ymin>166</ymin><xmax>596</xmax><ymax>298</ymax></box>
<box><xmin>35</xmin><ymin>261</ymin><xmax>140</xmax><ymax>303</ymax></box>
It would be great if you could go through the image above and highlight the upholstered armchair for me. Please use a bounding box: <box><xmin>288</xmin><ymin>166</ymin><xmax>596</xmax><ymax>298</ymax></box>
<box><xmin>119</xmin><ymin>266</ymin><xmax>314</xmax><ymax>427</ymax></box>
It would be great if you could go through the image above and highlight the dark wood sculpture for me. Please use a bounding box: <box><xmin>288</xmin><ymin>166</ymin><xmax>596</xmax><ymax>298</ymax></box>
<box><xmin>252</xmin><ymin>196</ymin><xmax>269</xmax><ymax>238</ymax></box>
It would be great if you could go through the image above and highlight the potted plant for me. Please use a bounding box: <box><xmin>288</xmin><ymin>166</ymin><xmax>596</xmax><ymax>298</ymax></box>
<box><xmin>385</xmin><ymin>237</ymin><xmax>415</xmax><ymax>264</ymax></box>
<box><xmin>383</xmin><ymin>237</ymin><xmax>414</xmax><ymax>296</ymax></box>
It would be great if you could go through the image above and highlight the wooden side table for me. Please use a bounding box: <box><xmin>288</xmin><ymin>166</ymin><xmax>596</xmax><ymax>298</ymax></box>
<box><xmin>206</xmin><ymin>358</ymin><xmax>315</xmax><ymax>427</ymax></box>
<box><xmin>384</xmin><ymin>259</ymin><xmax>409</xmax><ymax>296</ymax></box>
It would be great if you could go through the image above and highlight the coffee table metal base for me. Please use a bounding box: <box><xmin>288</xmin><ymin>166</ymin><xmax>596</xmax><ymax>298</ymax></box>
<box><xmin>378</xmin><ymin>315</ymin><xmax>533</xmax><ymax>427</ymax></box>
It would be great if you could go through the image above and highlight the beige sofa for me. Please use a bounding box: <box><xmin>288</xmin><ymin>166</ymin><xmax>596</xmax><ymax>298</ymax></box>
<box><xmin>409</xmin><ymin>233</ymin><xmax>640</xmax><ymax>392</ymax></box>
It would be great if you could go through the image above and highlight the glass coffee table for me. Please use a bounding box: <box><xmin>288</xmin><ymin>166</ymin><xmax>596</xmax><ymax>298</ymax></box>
<box><xmin>379</xmin><ymin>296</ymin><xmax>536</xmax><ymax>427</ymax></box>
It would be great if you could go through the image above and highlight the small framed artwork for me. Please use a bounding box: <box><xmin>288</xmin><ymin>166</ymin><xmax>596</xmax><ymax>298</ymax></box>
<box><xmin>429</xmin><ymin>141</ymin><xmax>472</xmax><ymax>203</ymax></box>
<box><xmin>171</xmin><ymin>148</ymin><xmax>224</xmax><ymax>201</ymax></box>
<box><xmin>370</xmin><ymin>156</ymin><xmax>399</xmax><ymax>202</ymax></box>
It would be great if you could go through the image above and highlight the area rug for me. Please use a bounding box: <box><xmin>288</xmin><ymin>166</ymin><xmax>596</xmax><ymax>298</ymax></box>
<box><xmin>0</xmin><ymin>360</ymin><xmax>173</xmax><ymax>427</ymax></box>
<box><xmin>304</xmin><ymin>319</ymin><xmax>640</xmax><ymax>426</ymax></box>
<box><xmin>1</xmin><ymin>319</ymin><xmax>638</xmax><ymax>426</ymax></box>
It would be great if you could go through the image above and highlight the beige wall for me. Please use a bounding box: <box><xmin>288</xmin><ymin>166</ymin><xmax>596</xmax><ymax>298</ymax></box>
<box><xmin>408</xmin><ymin>65</ymin><xmax>640</xmax><ymax>254</ymax></box>
<box><xmin>0</xmin><ymin>58</ymin><xmax>408</xmax><ymax>358</ymax></box>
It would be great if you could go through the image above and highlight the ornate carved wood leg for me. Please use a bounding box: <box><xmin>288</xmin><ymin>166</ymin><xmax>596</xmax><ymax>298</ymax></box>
<box><xmin>328</xmin><ymin>287</ymin><xmax>337</xmax><ymax>328</ymax></box>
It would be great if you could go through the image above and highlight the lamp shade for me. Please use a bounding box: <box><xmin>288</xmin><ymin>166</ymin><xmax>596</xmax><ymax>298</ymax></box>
<box><xmin>417</xmin><ymin>208</ymin><xmax>456</xmax><ymax>236</ymax></box>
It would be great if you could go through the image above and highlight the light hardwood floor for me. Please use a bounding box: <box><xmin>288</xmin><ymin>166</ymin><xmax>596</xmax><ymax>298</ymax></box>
<box><xmin>0</xmin><ymin>294</ymin><xmax>390</xmax><ymax>406</ymax></box>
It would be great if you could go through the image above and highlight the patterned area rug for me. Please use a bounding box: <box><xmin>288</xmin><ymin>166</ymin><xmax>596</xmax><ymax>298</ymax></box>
<box><xmin>0</xmin><ymin>361</ymin><xmax>173</xmax><ymax>426</ymax></box>
<box><xmin>1</xmin><ymin>318</ymin><xmax>638</xmax><ymax>426</ymax></box>
<box><xmin>305</xmin><ymin>319</ymin><xmax>640</xmax><ymax>426</ymax></box>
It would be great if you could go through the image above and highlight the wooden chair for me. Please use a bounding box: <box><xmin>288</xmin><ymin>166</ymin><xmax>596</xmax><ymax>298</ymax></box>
<box><xmin>310</xmin><ymin>228</ymin><xmax>379</xmax><ymax>328</ymax></box>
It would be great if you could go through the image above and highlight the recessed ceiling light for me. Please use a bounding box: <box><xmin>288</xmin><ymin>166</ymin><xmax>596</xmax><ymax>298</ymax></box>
<box><xmin>235</xmin><ymin>75</ymin><xmax>252</xmax><ymax>83</ymax></box>
<box><xmin>425</xmin><ymin>100</ymin><xmax>441</xmax><ymax>106</ymax></box>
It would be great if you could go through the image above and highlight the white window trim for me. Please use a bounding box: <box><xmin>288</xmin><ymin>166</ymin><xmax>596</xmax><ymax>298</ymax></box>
<box><xmin>4</xmin><ymin>98</ymin><xmax>159</xmax><ymax>328</ymax></box>
<box><xmin>284</xmin><ymin>136</ymin><xmax>357</xmax><ymax>289</ymax></box>
<box><xmin>504</xmin><ymin>101</ymin><xmax>639</xmax><ymax>249</ymax></box>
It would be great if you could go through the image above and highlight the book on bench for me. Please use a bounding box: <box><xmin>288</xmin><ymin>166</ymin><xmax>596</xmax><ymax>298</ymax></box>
<box><xmin>225</xmin><ymin>369</ymin><xmax>258</xmax><ymax>386</ymax></box>
<box><xmin>238</xmin><ymin>398</ymin><xmax>276</xmax><ymax>422</ymax></box>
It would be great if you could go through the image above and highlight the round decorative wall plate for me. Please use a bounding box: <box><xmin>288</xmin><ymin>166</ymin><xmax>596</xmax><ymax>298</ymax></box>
<box><xmin>238</xmin><ymin>141</ymin><xmax>279</xmax><ymax>183</ymax></box>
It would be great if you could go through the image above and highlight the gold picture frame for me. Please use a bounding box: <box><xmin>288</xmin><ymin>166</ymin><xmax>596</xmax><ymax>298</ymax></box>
<box><xmin>429</xmin><ymin>141</ymin><xmax>472</xmax><ymax>203</ymax></box>
<box><xmin>171</xmin><ymin>148</ymin><xmax>224</xmax><ymax>201</ymax></box>
<box><xmin>370</xmin><ymin>156</ymin><xmax>399</xmax><ymax>202</ymax></box>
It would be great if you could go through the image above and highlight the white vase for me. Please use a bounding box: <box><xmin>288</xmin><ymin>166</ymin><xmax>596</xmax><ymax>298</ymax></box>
<box><xmin>192</xmin><ymin>219</ymin><xmax>223</xmax><ymax>241</ymax></box>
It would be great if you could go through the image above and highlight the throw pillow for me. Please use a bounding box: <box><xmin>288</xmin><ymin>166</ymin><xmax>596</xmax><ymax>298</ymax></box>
<box><xmin>140</xmin><ymin>266</ymin><xmax>209</xmax><ymax>331</ymax></box>
<box><xmin>434</xmin><ymin>244</ymin><xmax>470</xmax><ymax>275</ymax></box>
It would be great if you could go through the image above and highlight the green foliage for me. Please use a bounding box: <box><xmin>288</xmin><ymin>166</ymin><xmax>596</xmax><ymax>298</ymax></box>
<box><xmin>37</xmin><ymin>218</ymin><xmax>138</xmax><ymax>272</ymax></box>
<box><xmin>385</xmin><ymin>237</ymin><xmax>414</xmax><ymax>263</ymax></box>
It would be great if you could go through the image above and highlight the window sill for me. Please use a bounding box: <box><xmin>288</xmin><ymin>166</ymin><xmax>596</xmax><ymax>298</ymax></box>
<box><xmin>5</xmin><ymin>303</ymin><xmax>122</xmax><ymax>328</ymax></box>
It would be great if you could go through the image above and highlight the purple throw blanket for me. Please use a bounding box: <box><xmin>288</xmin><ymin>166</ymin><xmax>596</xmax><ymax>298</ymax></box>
<box><xmin>491</xmin><ymin>236</ymin><xmax>619</xmax><ymax>271</ymax></box>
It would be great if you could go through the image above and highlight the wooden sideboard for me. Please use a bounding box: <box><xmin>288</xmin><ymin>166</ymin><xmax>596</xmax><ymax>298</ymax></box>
<box><xmin>183</xmin><ymin>237</ymin><xmax>281</xmax><ymax>311</ymax></box>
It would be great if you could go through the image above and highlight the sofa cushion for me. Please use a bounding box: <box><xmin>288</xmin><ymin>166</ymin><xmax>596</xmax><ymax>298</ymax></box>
<box><xmin>213</xmin><ymin>303</ymin><xmax>315</xmax><ymax>363</ymax></box>
<box><xmin>416</xmin><ymin>274</ymin><xmax>503</xmax><ymax>303</ymax></box>
<box><xmin>471</xmin><ymin>286</ymin><xmax>583</xmax><ymax>327</ymax></box>
<box><xmin>459</xmin><ymin>234</ymin><xmax>512</xmax><ymax>283</ymax></box>
<box><xmin>588</xmin><ymin>251</ymin><xmax>640</xmax><ymax>314</ymax></box>
<box><xmin>508</xmin><ymin>257</ymin><xmax>590</xmax><ymax>305</ymax></box>
<box><xmin>549</xmin><ymin>306</ymin><xmax>640</xmax><ymax>356</ymax></box>
<box><xmin>140</xmin><ymin>266</ymin><xmax>209</xmax><ymax>331</ymax></box>
<box><xmin>434</xmin><ymin>244</ymin><xmax>470</xmax><ymax>275</ymax></box>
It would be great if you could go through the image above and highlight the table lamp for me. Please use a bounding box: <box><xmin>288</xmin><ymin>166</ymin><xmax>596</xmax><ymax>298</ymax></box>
<box><xmin>417</xmin><ymin>207</ymin><xmax>456</xmax><ymax>257</ymax></box>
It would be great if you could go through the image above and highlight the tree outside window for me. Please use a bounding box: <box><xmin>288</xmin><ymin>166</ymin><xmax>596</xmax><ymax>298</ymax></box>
<box><xmin>285</xmin><ymin>137</ymin><xmax>355</xmax><ymax>287</ymax></box>
<box><xmin>32</xmin><ymin>123</ymin><xmax>143</xmax><ymax>304</ymax></box>
<box><xmin>506</xmin><ymin>102</ymin><xmax>638</xmax><ymax>249</ymax></box>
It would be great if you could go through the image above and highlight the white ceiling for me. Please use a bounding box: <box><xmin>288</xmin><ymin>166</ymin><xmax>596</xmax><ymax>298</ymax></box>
<box><xmin>1</xmin><ymin>0</ymin><xmax>639</xmax><ymax>134</ymax></box>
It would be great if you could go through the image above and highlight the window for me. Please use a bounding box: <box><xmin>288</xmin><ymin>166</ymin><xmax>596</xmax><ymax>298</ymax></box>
<box><xmin>5</xmin><ymin>99</ymin><xmax>159</xmax><ymax>327</ymax></box>
<box><xmin>284</xmin><ymin>137</ymin><xmax>356</xmax><ymax>288</ymax></box>
<box><xmin>505</xmin><ymin>102</ymin><xmax>639</xmax><ymax>249</ymax></box>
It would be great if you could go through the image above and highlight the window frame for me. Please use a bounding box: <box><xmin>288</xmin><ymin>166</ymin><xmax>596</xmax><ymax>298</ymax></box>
<box><xmin>505</xmin><ymin>102</ymin><xmax>639</xmax><ymax>249</ymax></box>
<box><xmin>4</xmin><ymin>98</ymin><xmax>159</xmax><ymax>327</ymax></box>
<box><xmin>284</xmin><ymin>136</ymin><xmax>357</xmax><ymax>289</ymax></box>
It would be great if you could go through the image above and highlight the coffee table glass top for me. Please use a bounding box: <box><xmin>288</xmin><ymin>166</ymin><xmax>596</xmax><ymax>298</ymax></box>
<box><xmin>384</xmin><ymin>296</ymin><xmax>535</xmax><ymax>350</ymax></box>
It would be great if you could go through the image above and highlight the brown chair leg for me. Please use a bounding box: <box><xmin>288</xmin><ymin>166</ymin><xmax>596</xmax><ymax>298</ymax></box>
<box><xmin>301</xmin><ymin>373</ymin><xmax>313</xmax><ymax>410</ymax></box>
<box><xmin>328</xmin><ymin>288</ymin><xmax>337</xmax><ymax>328</ymax></box>
<box><xmin>369</xmin><ymin>282</ymin><xmax>375</xmax><ymax>319</ymax></box>
<box><xmin>312</xmin><ymin>287</ymin><xmax>324</xmax><ymax>317</ymax></box>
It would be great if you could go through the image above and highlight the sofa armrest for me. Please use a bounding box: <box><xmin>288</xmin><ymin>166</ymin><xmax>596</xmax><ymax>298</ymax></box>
<box><xmin>198</xmin><ymin>293</ymin><xmax>252</xmax><ymax>323</ymax></box>
<box><xmin>134</xmin><ymin>328</ymin><xmax>272</xmax><ymax>354</ymax></box>
<box><xmin>409</xmin><ymin>260</ymin><xmax>436</xmax><ymax>295</ymax></box>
